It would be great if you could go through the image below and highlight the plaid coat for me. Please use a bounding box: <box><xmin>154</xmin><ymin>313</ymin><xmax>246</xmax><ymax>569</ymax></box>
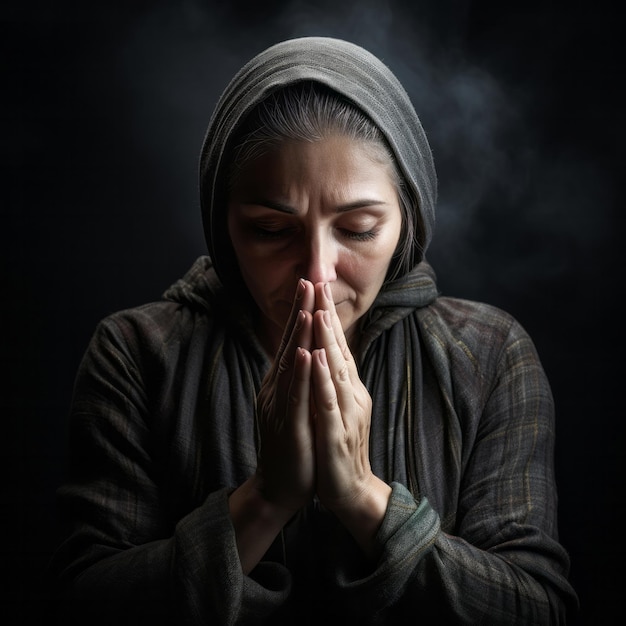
<box><xmin>51</xmin><ymin>256</ymin><xmax>577</xmax><ymax>624</ymax></box>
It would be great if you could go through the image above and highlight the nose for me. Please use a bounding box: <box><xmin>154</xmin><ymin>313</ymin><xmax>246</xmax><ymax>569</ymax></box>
<box><xmin>299</xmin><ymin>230</ymin><xmax>337</xmax><ymax>284</ymax></box>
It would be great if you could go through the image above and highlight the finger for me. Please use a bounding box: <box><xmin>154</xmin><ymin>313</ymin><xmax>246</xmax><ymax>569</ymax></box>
<box><xmin>314</xmin><ymin>282</ymin><xmax>352</xmax><ymax>363</ymax></box>
<box><xmin>313</xmin><ymin>309</ymin><xmax>354</xmax><ymax>416</ymax></box>
<box><xmin>270</xmin><ymin>279</ymin><xmax>314</xmax><ymax>380</ymax></box>
<box><xmin>276</xmin><ymin>310</ymin><xmax>313</xmax><ymax>401</ymax></box>
<box><xmin>259</xmin><ymin>307</ymin><xmax>313</xmax><ymax>421</ymax></box>
<box><xmin>274</xmin><ymin>278</ymin><xmax>306</xmax><ymax>362</ymax></box>
<box><xmin>311</xmin><ymin>347</ymin><xmax>343</xmax><ymax>435</ymax></box>
<box><xmin>287</xmin><ymin>347</ymin><xmax>313</xmax><ymax>437</ymax></box>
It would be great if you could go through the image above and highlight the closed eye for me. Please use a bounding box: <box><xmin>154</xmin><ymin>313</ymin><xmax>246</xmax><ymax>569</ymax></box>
<box><xmin>340</xmin><ymin>228</ymin><xmax>379</xmax><ymax>241</ymax></box>
<box><xmin>250</xmin><ymin>224</ymin><xmax>296</xmax><ymax>239</ymax></box>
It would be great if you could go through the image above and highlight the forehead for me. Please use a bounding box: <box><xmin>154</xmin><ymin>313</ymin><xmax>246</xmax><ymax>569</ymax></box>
<box><xmin>231</xmin><ymin>135</ymin><xmax>396</xmax><ymax>194</ymax></box>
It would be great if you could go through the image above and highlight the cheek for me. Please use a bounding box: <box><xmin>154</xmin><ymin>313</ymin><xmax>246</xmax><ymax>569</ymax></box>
<box><xmin>228</xmin><ymin>220</ymin><xmax>261</xmax><ymax>274</ymax></box>
<box><xmin>234</xmin><ymin>245</ymin><xmax>293</xmax><ymax>311</ymax></box>
<box><xmin>340</xmin><ymin>250</ymin><xmax>386</xmax><ymax>297</ymax></box>
<box><xmin>355</xmin><ymin>229</ymin><xmax>401</xmax><ymax>277</ymax></box>
<box><xmin>343</xmin><ymin>237</ymin><xmax>400</xmax><ymax>306</ymax></box>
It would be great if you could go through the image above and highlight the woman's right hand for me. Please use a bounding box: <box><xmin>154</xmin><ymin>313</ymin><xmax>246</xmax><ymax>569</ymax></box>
<box><xmin>254</xmin><ymin>278</ymin><xmax>316</xmax><ymax>513</ymax></box>
<box><xmin>229</xmin><ymin>279</ymin><xmax>316</xmax><ymax>574</ymax></box>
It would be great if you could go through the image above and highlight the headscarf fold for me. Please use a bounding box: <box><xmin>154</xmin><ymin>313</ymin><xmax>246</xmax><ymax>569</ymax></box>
<box><xmin>199</xmin><ymin>36</ymin><xmax>437</xmax><ymax>287</ymax></box>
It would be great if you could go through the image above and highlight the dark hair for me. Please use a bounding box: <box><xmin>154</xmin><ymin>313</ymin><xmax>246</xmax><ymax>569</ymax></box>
<box><xmin>225</xmin><ymin>82</ymin><xmax>416</xmax><ymax>281</ymax></box>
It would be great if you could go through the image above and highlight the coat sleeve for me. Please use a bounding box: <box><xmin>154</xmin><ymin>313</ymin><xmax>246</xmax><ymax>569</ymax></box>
<box><xmin>325</xmin><ymin>314</ymin><xmax>579</xmax><ymax>624</ymax></box>
<box><xmin>50</xmin><ymin>314</ymin><xmax>290</xmax><ymax>625</ymax></box>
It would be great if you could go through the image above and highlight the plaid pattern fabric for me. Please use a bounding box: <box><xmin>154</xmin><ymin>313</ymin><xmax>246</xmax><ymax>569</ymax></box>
<box><xmin>50</xmin><ymin>257</ymin><xmax>577</xmax><ymax>624</ymax></box>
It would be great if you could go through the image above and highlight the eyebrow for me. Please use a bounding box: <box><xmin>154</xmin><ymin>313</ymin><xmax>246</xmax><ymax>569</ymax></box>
<box><xmin>242</xmin><ymin>199</ymin><xmax>388</xmax><ymax>214</ymax></box>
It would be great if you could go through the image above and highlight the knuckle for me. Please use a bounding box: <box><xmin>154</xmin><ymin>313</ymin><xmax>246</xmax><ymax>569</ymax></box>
<box><xmin>336</xmin><ymin>363</ymin><xmax>350</xmax><ymax>383</ymax></box>
<box><xmin>321</xmin><ymin>395</ymin><xmax>338</xmax><ymax>412</ymax></box>
<box><xmin>277</xmin><ymin>352</ymin><xmax>291</xmax><ymax>375</ymax></box>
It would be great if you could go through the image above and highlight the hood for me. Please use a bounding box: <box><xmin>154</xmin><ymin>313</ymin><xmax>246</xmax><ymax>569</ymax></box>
<box><xmin>162</xmin><ymin>256</ymin><xmax>223</xmax><ymax>313</ymax></box>
<box><xmin>198</xmin><ymin>36</ymin><xmax>438</xmax><ymax>289</ymax></box>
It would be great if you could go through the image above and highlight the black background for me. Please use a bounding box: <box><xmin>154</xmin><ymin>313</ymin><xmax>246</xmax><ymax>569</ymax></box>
<box><xmin>2</xmin><ymin>1</ymin><xmax>623</xmax><ymax>624</ymax></box>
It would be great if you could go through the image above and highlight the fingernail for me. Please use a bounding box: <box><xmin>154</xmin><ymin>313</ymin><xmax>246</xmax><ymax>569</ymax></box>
<box><xmin>323</xmin><ymin>310</ymin><xmax>332</xmax><ymax>328</ymax></box>
<box><xmin>296</xmin><ymin>279</ymin><xmax>305</xmax><ymax>300</ymax></box>
<box><xmin>319</xmin><ymin>348</ymin><xmax>328</xmax><ymax>367</ymax></box>
<box><xmin>295</xmin><ymin>310</ymin><xmax>304</xmax><ymax>330</ymax></box>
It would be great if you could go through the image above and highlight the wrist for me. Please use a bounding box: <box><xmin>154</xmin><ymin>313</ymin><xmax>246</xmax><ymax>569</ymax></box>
<box><xmin>229</xmin><ymin>476</ymin><xmax>296</xmax><ymax>574</ymax></box>
<box><xmin>331</xmin><ymin>474</ymin><xmax>392</xmax><ymax>559</ymax></box>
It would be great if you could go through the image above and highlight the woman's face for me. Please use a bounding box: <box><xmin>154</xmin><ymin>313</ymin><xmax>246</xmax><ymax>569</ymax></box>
<box><xmin>227</xmin><ymin>135</ymin><xmax>403</xmax><ymax>354</ymax></box>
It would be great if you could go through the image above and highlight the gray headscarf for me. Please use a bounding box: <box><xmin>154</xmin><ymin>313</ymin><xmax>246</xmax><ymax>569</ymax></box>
<box><xmin>199</xmin><ymin>36</ymin><xmax>437</xmax><ymax>287</ymax></box>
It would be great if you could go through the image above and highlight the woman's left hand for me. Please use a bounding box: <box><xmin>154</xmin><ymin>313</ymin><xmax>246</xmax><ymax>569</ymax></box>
<box><xmin>310</xmin><ymin>282</ymin><xmax>391</xmax><ymax>556</ymax></box>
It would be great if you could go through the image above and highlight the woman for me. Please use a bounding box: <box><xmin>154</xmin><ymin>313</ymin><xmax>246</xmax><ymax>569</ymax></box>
<box><xmin>51</xmin><ymin>37</ymin><xmax>578</xmax><ymax>624</ymax></box>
